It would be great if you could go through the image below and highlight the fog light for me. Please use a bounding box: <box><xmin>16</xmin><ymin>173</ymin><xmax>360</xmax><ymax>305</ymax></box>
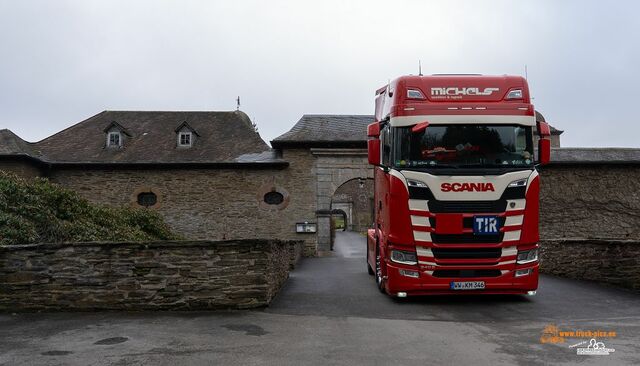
<box><xmin>517</xmin><ymin>248</ymin><xmax>538</xmax><ymax>264</ymax></box>
<box><xmin>399</xmin><ymin>269</ymin><xmax>419</xmax><ymax>278</ymax></box>
<box><xmin>527</xmin><ymin>290</ymin><xmax>537</xmax><ymax>296</ymax></box>
<box><xmin>397</xmin><ymin>292</ymin><xmax>407</xmax><ymax>298</ymax></box>
<box><xmin>515</xmin><ymin>268</ymin><xmax>532</xmax><ymax>277</ymax></box>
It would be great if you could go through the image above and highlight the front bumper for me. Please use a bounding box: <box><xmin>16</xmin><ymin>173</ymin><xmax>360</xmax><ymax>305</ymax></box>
<box><xmin>385</xmin><ymin>260</ymin><xmax>539</xmax><ymax>296</ymax></box>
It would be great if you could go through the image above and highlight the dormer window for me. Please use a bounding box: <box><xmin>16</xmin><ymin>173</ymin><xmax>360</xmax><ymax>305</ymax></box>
<box><xmin>107</xmin><ymin>131</ymin><xmax>122</xmax><ymax>147</ymax></box>
<box><xmin>103</xmin><ymin>121</ymin><xmax>130</xmax><ymax>149</ymax></box>
<box><xmin>178</xmin><ymin>132</ymin><xmax>192</xmax><ymax>147</ymax></box>
<box><xmin>174</xmin><ymin>121</ymin><xmax>199</xmax><ymax>148</ymax></box>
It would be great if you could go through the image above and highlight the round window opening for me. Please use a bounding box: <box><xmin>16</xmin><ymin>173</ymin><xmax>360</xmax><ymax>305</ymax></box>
<box><xmin>137</xmin><ymin>192</ymin><xmax>158</xmax><ymax>207</ymax></box>
<box><xmin>263</xmin><ymin>191</ymin><xmax>284</xmax><ymax>205</ymax></box>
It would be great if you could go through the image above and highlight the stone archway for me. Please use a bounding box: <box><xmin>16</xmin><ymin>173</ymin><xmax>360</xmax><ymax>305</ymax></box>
<box><xmin>312</xmin><ymin>148</ymin><xmax>373</xmax><ymax>252</ymax></box>
<box><xmin>330</xmin><ymin>207</ymin><xmax>349</xmax><ymax>231</ymax></box>
<box><xmin>331</xmin><ymin>178</ymin><xmax>374</xmax><ymax>232</ymax></box>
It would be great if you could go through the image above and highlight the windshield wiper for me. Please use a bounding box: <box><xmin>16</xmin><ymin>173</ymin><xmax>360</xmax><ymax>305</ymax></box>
<box><xmin>456</xmin><ymin>164</ymin><xmax>534</xmax><ymax>170</ymax></box>
<box><xmin>428</xmin><ymin>164</ymin><xmax>459</xmax><ymax>168</ymax></box>
<box><xmin>398</xmin><ymin>164</ymin><xmax>458</xmax><ymax>169</ymax></box>
<box><xmin>457</xmin><ymin>163</ymin><xmax>503</xmax><ymax>168</ymax></box>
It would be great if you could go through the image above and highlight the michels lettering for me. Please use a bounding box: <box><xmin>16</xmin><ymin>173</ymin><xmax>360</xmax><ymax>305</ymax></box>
<box><xmin>431</xmin><ymin>87</ymin><xmax>499</xmax><ymax>96</ymax></box>
<box><xmin>441</xmin><ymin>182</ymin><xmax>495</xmax><ymax>192</ymax></box>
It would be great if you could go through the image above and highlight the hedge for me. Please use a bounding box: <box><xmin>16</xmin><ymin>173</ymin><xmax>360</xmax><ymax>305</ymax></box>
<box><xmin>0</xmin><ymin>172</ymin><xmax>179</xmax><ymax>245</ymax></box>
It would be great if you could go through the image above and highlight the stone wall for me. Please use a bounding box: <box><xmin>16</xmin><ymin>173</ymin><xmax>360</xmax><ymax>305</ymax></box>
<box><xmin>0</xmin><ymin>160</ymin><xmax>42</xmax><ymax>178</ymax></box>
<box><xmin>48</xmin><ymin>159</ymin><xmax>318</xmax><ymax>256</ymax></box>
<box><xmin>540</xmin><ymin>239</ymin><xmax>640</xmax><ymax>291</ymax></box>
<box><xmin>4</xmin><ymin>152</ymin><xmax>639</xmax><ymax>258</ymax></box>
<box><xmin>539</xmin><ymin>165</ymin><xmax>640</xmax><ymax>240</ymax></box>
<box><xmin>0</xmin><ymin>239</ymin><xmax>301</xmax><ymax>311</ymax></box>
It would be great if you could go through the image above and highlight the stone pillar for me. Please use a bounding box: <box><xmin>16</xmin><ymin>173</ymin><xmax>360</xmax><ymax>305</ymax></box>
<box><xmin>316</xmin><ymin>211</ymin><xmax>332</xmax><ymax>253</ymax></box>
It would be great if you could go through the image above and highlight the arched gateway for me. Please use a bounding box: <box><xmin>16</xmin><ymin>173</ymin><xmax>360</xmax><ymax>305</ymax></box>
<box><xmin>271</xmin><ymin>115</ymin><xmax>374</xmax><ymax>254</ymax></box>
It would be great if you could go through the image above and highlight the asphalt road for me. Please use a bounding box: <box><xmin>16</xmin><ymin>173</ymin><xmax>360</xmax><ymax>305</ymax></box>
<box><xmin>1</xmin><ymin>231</ymin><xmax>639</xmax><ymax>365</ymax></box>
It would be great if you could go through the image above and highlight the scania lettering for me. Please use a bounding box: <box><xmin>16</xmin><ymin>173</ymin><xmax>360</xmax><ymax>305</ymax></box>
<box><xmin>440</xmin><ymin>182</ymin><xmax>495</xmax><ymax>192</ymax></box>
<box><xmin>366</xmin><ymin>74</ymin><xmax>551</xmax><ymax>297</ymax></box>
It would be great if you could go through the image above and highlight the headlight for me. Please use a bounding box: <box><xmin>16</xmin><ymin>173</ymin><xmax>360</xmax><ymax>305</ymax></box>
<box><xmin>390</xmin><ymin>250</ymin><xmax>418</xmax><ymax>265</ymax></box>
<box><xmin>517</xmin><ymin>248</ymin><xmax>538</xmax><ymax>264</ymax></box>
<box><xmin>407</xmin><ymin>179</ymin><xmax>428</xmax><ymax>188</ymax></box>
<box><xmin>508</xmin><ymin>179</ymin><xmax>527</xmax><ymax>188</ymax></box>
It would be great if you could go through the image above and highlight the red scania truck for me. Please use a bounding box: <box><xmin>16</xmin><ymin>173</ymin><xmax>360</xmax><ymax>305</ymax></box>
<box><xmin>366</xmin><ymin>74</ymin><xmax>551</xmax><ymax>297</ymax></box>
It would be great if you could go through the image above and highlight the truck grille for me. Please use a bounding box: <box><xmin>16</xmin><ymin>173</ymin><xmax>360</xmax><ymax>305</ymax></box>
<box><xmin>432</xmin><ymin>269</ymin><xmax>502</xmax><ymax>278</ymax></box>
<box><xmin>430</xmin><ymin>217</ymin><xmax>507</xmax><ymax>228</ymax></box>
<box><xmin>432</xmin><ymin>248</ymin><xmax>501</xmax><ymax>259</ymax></box>
<box><xmin>428</xmin><ymin>200</ymin><xmax>507</xmax><ymax>213</ymax></box>
<box><xmin>431</xmin><ymin>233</ymin><xmax>504</xmax><ymax>244</ymax></box>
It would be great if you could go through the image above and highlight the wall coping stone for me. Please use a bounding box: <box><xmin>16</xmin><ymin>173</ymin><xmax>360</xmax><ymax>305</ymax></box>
<box><xmin>0</xmin><ymin>239</ymin><xmax>301</xmax><ymax>252</ymax></box>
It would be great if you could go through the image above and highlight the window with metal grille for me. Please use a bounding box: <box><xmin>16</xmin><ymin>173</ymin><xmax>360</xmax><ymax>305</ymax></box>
<box><xmin>137</xmin><ymin>192</ymin><xmax>157</xmax><ymax>207</ymax></box>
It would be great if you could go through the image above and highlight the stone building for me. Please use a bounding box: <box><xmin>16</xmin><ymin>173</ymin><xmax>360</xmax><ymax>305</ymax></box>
<box><xmin>2</xmin><ymin>109</ymin><xmax>640</xmax><ymax>257</ymax></box>
<box><xmin>0</xmin><ymin>111</ymin><xmax>317</xmax><ymax>254</ymax></box>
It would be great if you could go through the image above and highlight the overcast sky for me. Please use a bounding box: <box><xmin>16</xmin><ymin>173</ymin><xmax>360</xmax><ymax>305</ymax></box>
<box><xmin>1</xmin><ymin>0</ymin><xmax>638</xmax><ymax>147</ymax></box>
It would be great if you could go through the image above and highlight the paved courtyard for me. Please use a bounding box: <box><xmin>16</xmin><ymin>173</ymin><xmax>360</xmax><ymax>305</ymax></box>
<box><xmin>1</xmin><ymin>231</ymin><xmax>639</xmax><ymax>365</ymax></box>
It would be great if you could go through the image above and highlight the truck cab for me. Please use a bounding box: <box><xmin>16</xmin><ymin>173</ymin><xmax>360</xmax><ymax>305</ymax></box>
<box><xmin>366</xmin><ymin>74</ymin><xmax>551</xmax><ymax>296</ymax></box>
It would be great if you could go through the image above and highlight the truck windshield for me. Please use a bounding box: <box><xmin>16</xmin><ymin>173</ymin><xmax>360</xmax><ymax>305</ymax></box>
<box><xmin>393</xmin><ymin>124</ymin><xmax>534</xmax><ymax>169</ymax></box>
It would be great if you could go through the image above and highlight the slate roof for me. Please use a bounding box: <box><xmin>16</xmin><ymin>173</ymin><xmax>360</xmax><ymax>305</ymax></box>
<box><xmin>0</xmin><ymin>129</ymin><xmax>39</xmax><ymax>157</ymax></box>
<box><xmin>0</xmin><ymin>111</ymin><xmax>287</xmax><ymax>167</ymax></box>
<box><xmin>549</xmin><ymin>148</ymin><xmax>640</xmax><ymax>165</ymax></box>
<box><xmin>271</xmin><ymin>115</ymin><xmax>374</xmax><ymax>148</ymax></box>
<box><xmin>3</xmin><ymin>112</ymin><xmax>637</xmax><ymax>167</ymax></box>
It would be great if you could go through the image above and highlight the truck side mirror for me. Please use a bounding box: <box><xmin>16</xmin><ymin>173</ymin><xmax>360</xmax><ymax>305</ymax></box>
<box><xmin>368</xmin><ymin>139</ymin><xmax>381</xmax><ymax>165</ymax></box>
<box><xmin>536</xmin><ymin>121</ymin><xmax>551</xmax><ymax>165</ymax></box>
<box><xmin>538</xmin><ymin>138</ymin><xmax>551</xmax><ymax>165</ymax></box>
<box><xmin>537</xmin><ymin>121</ymin><xmax>551</xmax><ymax>138</ymax></box>
<box><xmin>367</xmin><ymin>122</ymin><xmax>380</xmax><ymax>138</ymax></box>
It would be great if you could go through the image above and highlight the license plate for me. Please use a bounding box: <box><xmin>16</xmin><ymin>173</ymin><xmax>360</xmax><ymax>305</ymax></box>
<box><xmin>473</xmin><ymin>215</ymin><xmax>500</xmax><ymax>235</ymax></box>
<box><xmin>450</xmin><ymin>281</ymin><xmax>485</xmax><ymax>290</ymax></box>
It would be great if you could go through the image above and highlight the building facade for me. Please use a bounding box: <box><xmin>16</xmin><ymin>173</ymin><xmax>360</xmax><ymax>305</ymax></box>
<box><xmin>3</xmin><ymin>109</ymin><xmax>640</xmax><ymax>256</ymax></box>
<box><xmin>0</xmin><ymin>111</ymin><xmax>319</xmax><ymax>253</ymax></box>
